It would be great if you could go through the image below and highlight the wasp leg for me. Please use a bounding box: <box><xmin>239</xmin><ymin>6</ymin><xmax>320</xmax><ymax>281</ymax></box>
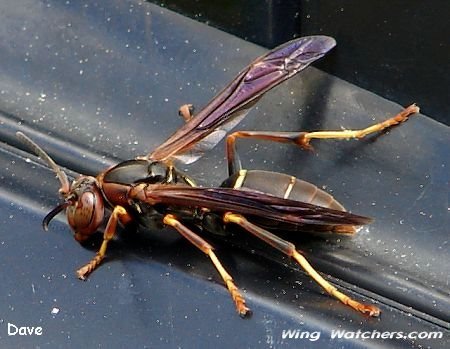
<box><xmin>299</xmin><ymin>103</ymin><xmax>419</xmax><ymax>148</ymax></box>
<box><xmin>178</xmin><ymin>104</ymin><xmax>195</xmax><ymax>122</ymax></box>
<box><xmin>77</xmin><ymin>205</ymin><xmax>131</xmax><ymax>280</ymax></box>
<box><xmin>163</xmin><ymin>214</ymin><xmax>251</xmax><ymax>318</ymax></box>
<box><xmin>223</xmin><ymin>212</ymin><xmax>380</xmax><ymax>317</ymax></box>
<box><xmin>226</xmin><ymin>104</ymin><xmax>419</xmax><ymax>175</ymax></box>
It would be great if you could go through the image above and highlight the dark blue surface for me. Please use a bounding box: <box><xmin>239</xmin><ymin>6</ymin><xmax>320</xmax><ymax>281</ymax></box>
<box><xmin>0</xmin><ymin>1</ymin><xmax>448</xmax><ymax>348</ymax></box>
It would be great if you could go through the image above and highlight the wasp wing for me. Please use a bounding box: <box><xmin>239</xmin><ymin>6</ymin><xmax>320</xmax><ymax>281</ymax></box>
<box><xmin>142</xmin><ymin>185</ymin><xmax>371</xmax><ymax>231</ymax></box>
<box><xmin>149</xmin><ymin>36</ymin><xmax>336</xmax><ymax>164</ymax></box>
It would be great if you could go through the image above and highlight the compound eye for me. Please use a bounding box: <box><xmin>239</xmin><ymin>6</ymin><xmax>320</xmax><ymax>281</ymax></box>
<box><xmin>67</xmin><ymin>190</ymin><xmax>104</xmax><ymax>236</ymax></box>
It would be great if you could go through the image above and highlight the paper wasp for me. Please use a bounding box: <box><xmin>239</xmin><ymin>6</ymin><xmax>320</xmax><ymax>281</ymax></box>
<box><xmin>17</xmin><ymin>35</ymin><xmax>419</xmax><ymax>318</ymax></box>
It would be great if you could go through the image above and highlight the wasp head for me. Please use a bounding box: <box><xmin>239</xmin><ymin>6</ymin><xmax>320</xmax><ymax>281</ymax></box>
<box><xmin>17</xmin><ymin>132</ymin><xmax>105</xmax><ymax>242</ymax></box>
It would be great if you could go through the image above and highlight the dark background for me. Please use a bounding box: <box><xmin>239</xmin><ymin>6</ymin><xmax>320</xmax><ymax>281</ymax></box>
<box><xmin>0</xmin><ymin>1</ymin><xmax>448</xmax><ymax>348</ymax></box>
<box><xmin>153</xmin><ymin>0</ymin><xmax>450</xmax><ymax>126</ymax></box>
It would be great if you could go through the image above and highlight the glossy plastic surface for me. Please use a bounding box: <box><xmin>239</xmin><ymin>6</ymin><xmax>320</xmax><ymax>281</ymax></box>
<box><xmin>0</xmin><ymin>1</ymin><xmax>448</xmax><ymax>348</ymax></box>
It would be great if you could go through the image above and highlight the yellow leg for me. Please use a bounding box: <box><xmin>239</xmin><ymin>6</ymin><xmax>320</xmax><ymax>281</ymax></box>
<box><xmin>300</xmin><ymin>104</ymin><xmax>419</xmax><ymax>147</ymax></box>
<box><xmin>223</xmin><ymin>212</ymin><xmax>380</xmax><ymax>317</ymax></box>
<box><xmin>225</xmin><ymin>104</ymin><xmax>419</xmax><ymax>173</ymax></box>
<box><xmin>290</xmin><ymin>250</ymin><xmax>379</xmax><ymax>316</ymax></box>
<box><xmin>178</xmin><ymin>104</ymin><xmax>194</xmax><ymax>122</ymax></box>
<box><xmin>163</xmin><ymin>214</ymin><xmax>251</xmax><ymax>317</ymax></box>
<box><xmin>77</xmin><ymin>206</ymin><xmax>130</xmax><ymax>280</ymax></box>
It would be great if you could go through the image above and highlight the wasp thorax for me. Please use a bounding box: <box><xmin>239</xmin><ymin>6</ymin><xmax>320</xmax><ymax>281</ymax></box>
<box><xmin>65</xmin><ymin>176</ymin><xmax>105</xmax><ymax>241</ymax></box>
